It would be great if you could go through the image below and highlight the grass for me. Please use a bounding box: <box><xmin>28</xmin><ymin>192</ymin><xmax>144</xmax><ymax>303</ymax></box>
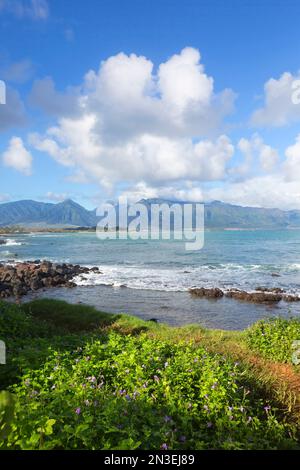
<box><xmin>0</xmin><ymin>299</ymin><xmax>300</xmax><ymax>450</ymax></box>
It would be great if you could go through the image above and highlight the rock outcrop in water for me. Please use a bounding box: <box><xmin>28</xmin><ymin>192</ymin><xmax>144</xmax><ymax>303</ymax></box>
<box><xmin>189</xmin><ymin>287</ymin><xmax>300</xmax><ymax>303</ymax></box>
<box><xmin>0</xmin><ymin>261</ymin><xmax>100</xmax><ymax>299</ymax></box>
<box><xmin>189</xmin><ymin>287</ymin><xmax>224</xmax><ymax>298</ymax></box>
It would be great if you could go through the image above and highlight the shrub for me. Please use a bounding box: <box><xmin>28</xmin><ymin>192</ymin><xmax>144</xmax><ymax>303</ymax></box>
<box><xmin>246</xmin><ymin>317</ymin><xmax>300</xmax><ymax>364</ymax></box>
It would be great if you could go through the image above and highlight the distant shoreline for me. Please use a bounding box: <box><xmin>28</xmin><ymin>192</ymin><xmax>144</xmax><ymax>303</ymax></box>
<box><xmin>2</xmin><ymin>226</ymin><xmax>300</xmax><ymax>235</ymax></box>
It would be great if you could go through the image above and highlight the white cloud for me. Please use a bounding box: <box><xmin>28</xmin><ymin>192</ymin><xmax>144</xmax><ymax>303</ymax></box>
<box><xmin>29</xmin><ymin>48</ymin><xmax>235</xmax><ymax>193</ymax></box>
<box><xmin>2</xmin><ymin>137</ymin><xmax>32</xmax><ymax>175</ymax></box>
<box><xmin>0</xmin><ymin>193</ymin><xmax>10</xmax><ymax>202</ymax></box>
<box><xmin>29</xmin><ymin>77</ymin><xmax>80</xmax><ymax>117</ymax></box>
<box><xmin>0</xmin><ymin>59</ymin><xmax>34</xmax><ymax>83</ymax></box>
<box><xmin>0</xmin><ymin>86</ymin><xmax>27</xmax><ymax>131</ymax></box>
<box><xmin>118</xmin><ymin>181</ymin><xmax>204</xmax><ymax>203</ymax></box>
<box><xmin>205</xmin><ymin>175</ymin><xmax>300</xmax><ymax>210</ymax></box>
<box><xmin>45</xmin><ymin>192</ymin><xmax>69</xmax><ymax>202</ymax></box>
<box><xmin>232</xmin><ymin>134</ymin><xmax>279</xmax><ymax>177</ymax></box>
<box><xmin>284</xmin><ymin>134</ymin><xmax>300</xmax><ymax>180</ymax></box>
<box><xmin>0</xmin><ymin>0</ymin><xmax>49</xmax><ymax>20</ymax></box>
<box><xmin>251</xmin><ymin>72</ymin><xmax>300</xmax><ymax>127</ymax></box>
<box><xmin>204</xmin><ymin>133</ymin><xmax>300</xmax><ymax>210</ymax></box>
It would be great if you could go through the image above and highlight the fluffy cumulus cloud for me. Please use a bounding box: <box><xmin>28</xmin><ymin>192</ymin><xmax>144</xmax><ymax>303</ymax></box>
<box><xmin>231</xmin><ymin>134</ymin><xmax>279</xmax><ymax>177</ymax></box>
<box><xmin>5</xmin><ymin>46</ymin><xmax>299</xmax><ymax>209</ymax></box>
<box><xmin>204</xmin><ymin>132</ymin><xmax>300</xmax><ymax>210</ymax></box>
<box><xmin>29</xmin><ymin>48</ymin><xmax>235</xmax><ymax>197</ymax></box>
<box><xmin>251</xmin><ymin>72</ymin><xmax>300</xmax><ymax>127</ymax></box>
<box><xmin>2</xmin><ymin>136</ymin><xmax>32</xmax><ymax>175</ymax></box>
<box><xmin>205</xmin><ymin>175</ymin><xmax>300</xmax><ymax>210</ymax></box>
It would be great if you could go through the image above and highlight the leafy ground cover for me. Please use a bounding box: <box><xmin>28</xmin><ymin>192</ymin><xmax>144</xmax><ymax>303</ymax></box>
<box><xmin>0</xmin><ymin>299</ymin><xmax>300</xmax><ymax>450</ymax></box>
<box><xmin>245</xmin><ymin>317</ymin><xmax>300</xmax><ymax>363</ymax></box>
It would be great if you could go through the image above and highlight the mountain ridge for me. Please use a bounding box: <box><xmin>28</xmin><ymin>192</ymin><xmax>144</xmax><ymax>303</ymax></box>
<box><xmin>0</xmin><ymin>198</ymin><xmax>300</xmax><ymax>229</ymax></box>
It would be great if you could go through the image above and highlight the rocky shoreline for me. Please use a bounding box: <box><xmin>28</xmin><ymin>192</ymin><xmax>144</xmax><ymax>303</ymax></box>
<box><xmin>0</xmin><ymin>260</ymin><xmax>101</xmax><ymax>299</ymax></box>
<box><xmin>0</xmin><ymin>258</ymin><xmax>299</xmax><ymax>305</ymax></box>
<box><xmin>189</xmin><ymin>287</ymin><xmax>300</xmax><ymax>303</ymax></box>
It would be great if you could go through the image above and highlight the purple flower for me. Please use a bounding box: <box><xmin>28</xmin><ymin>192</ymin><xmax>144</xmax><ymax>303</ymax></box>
<box><xmin>85</xmin><ymin>356</ymin><xmax>91</xmax><ymax>361</ymax></box>
<box><xmin>203</xmin><ymin>405</ymin><xmax>209</xmax><ymax>411</ymax></box>
<box><xmin>207</xmin><ymin>422</ymin><xmax>213</xmax><ymax>428</ymax></box>
<box><xmin>75</xmin><ymin>407</ymin><xmax>81</xmax><ymax>415</ymax></box>
<box><xmin>164</xmin><ymin>415</ymin><xmax>172</xmax><ymax>423</ymax></box>
<box><xmin>229</xmin><ymin>415</ymin><xmax>234</xmax><ymax>420</ymax></box>
<box><xmin>125</xmin><ymin>394</ymin><xmax>131</xmax><ymax>401</ymax></box>
<box><xmin>161</xmin><ymin>443</ymin><xmax>168</xmax><ymax>450</ymax></box>
<box><xmin>228</xmin><ymin>406</ymin><xmax>233</xmax><ymax>411</ymax></box>
<box><xmin>153</xmin><ymin>375</ymin><xmax>160</xmax><ymax>382</ymax></box>
<box><xmin>264</xmin><ymin>405</ymin><xmax>271</xmax><ymax>413</ymax></box>
<box><xmin>87</xmin><ymin>376</ymin><xmax>96</xmax><ymax>383</ymax></box>
<box><xmin>179</xmin><ymin>435</ymin><xmax>186</xmax><ymax>443</ymax></box>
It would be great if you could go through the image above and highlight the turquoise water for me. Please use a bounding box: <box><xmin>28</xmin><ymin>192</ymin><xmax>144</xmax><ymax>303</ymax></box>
<box><xmin>1</xmin><ymin>230</ymin><xmax>300</xmax><ymax>329</ymax></box>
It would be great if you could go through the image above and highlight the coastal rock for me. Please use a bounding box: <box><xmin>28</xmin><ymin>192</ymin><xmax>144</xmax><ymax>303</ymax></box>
<box><xmin>255</xmin><ymin>286</ymin><xmax>285</xmax><ymax>293</ymax></box>
<box><xmin>225</xmin><ymin>289</ymin><xmax>282</xmax><ymax>302</ymax></box>
<box><xmin>0</xmin><ymin>239</ymin><xmax>6</xmax><ymax>245</ymax></box>
<box><xmin>0</xmin><ymin>261</ymin><xmax>101</xmax><ymax>299</ymax></box>
<box><xmin>282</xmin><ymin>294</ymin><xmax>300</xmax><ymax>302</ymax></box>
<box><xmin>189</xmin><ymin>286</ymin><xmax>300</xmax><ymax>303</ymax></box>
<box><xmin>189</xmin><ymin>287</ymin><xmax>224</xmax><ymax>298</ymax></box>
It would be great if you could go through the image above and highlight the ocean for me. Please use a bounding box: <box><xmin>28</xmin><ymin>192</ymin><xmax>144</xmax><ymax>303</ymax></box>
<box><xmin>1</xmin><ymin>229</ymin><xmax>300</xmax><ymax>330</ymax></box>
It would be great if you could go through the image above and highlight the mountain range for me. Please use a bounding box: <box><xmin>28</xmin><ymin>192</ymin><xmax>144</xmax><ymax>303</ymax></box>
<box><xmin>0</xmin><ymin>198</ymin><xmax>300</xmax><ymax>229</ymax></box>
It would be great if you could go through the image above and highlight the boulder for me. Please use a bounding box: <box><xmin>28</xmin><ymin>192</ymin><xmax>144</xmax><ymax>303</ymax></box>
<box><xmin>225</xmin><ymin>290</ymin><xmax>282</xmax><ymax>303</ymax></box>
<box><xmin>189</xmin><ymin>287</ymin><xmax>224</xmax><ymax>298</ymax></box>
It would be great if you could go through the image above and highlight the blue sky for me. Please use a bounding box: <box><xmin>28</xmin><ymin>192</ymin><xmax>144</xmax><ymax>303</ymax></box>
<box><xmin>1</xmin><ymin>0</ymin><xmax>300</xmax><ymax>209</ymax></box>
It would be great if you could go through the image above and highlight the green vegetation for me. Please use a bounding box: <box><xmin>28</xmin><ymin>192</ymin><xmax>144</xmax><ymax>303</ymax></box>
<box><xmin>246</xmin><ymin>317</ymin><xmax>300</xmax><ymax>363</ymax></box>
<box><xmin>0</xmin><ymin>299</ymin><xmax>300</xmax><ymax>450</ymax></box>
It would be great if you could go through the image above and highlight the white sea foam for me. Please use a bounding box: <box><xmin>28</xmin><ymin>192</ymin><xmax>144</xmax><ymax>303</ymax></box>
<box><xmin>71</xmin><ymin>262</ymin><xmax>300</xmax><ymax>294</ymax></box>
<box><xmin>4</xmin><ymin>239</ymin><xmax>24</xmax><ymax>246</ymax></box>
